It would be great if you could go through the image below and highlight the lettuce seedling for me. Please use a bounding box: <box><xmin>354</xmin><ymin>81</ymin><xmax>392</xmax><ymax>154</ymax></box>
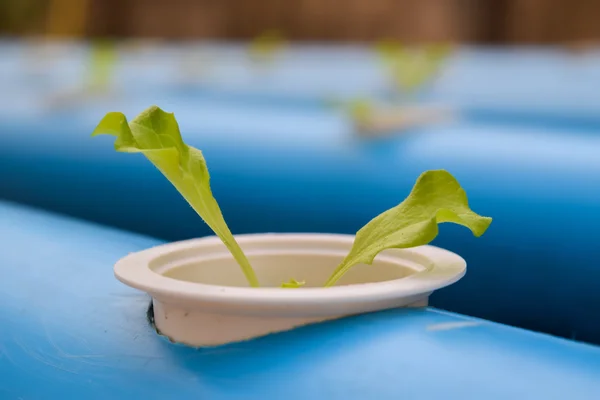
<box><xmin>92</xmin><ymin>106</ymin><xmax>260</xmax><ymax>287</ymax></box>
<box><xmin>280</xmin><ymin>279</ymin><xmax>306</xmax><ymax>289</ymax></box>
<box><xmin>323</xmin><ymin>170</ymin><xmax>491</xmax><ymax>286</ymax></box>
<box><xmin>375</xmin><ymin>41</ymin><xmax>452</xmax><ymax>94</ymax></box>
<box><xmin>88</xmin><ymin>40</ymin><xmax>117</xmax><ymax>93</ymax></box>
<box><xmin>248</xmin><ymin>30</ymin><xmax>286</xmax><ymax>65</ymax></box>
<box><xmin>93</xmin><ymin>106</ymin><xmax>491</xmax><ymax>288</ymax></box>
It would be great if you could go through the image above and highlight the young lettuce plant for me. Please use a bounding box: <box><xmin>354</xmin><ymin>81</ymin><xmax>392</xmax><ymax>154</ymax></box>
<box><xmin>93</xmin><ymin>106</ymin><xmax>491</xmax><ymax>289</ymax></box>
<box><xmin>248</xmin><ymin>30</ymin><xmax>286</xmax><ymax>65</ymax></box>
<box><xmin>323</xmin><ymin>170</ymin><xmax>491</xmax><ymax>286</ymax></box>
<box><xmin>376</xmin><ymin>41</ymin><xmax>452</xmax><ymax>94</ymax></box>
<box><xmin>92</xmin><ymin>106</ymin><xmax>260</xmax><ymax>287</ymax></box>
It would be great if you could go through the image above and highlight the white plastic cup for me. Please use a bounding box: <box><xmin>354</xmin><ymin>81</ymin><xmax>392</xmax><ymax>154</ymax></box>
<box><xmin>115</xmin><ymin>233</ymin><xmax>466</xmax><ymax>347</ymax></box>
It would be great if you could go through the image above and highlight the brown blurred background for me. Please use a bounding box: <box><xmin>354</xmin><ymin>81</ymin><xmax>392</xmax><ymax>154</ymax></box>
<box><xmin>2</xmin><ymin>0</ymin><xmax>600</xmax><ymax>44</ymax></box>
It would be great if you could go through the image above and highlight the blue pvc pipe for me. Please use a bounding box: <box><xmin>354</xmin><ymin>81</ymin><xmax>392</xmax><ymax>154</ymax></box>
<box><xmin>1</xmin><ymin>104</ymin><xmax>600</xmax><ymax>344</ymax></box>
<box><xmin>4</xmin><ymin>42</ymin><xmax>600</xmax><ymax>128</ymax></box>
<box><xmin>1</xmin><ymin>201</ymin><xmax>600</xmax><ymax>399</ymax></box>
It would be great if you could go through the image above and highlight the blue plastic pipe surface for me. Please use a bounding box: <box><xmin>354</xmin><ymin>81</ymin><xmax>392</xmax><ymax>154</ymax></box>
<box><xmin>3</xmin><ymin>41</ymin><xmax>600</xmax><ymax>129</ymax></box>
<box><xmin>2</xmin><ymin>101</ymin><xmax>600</xmax><ymax>344</ymax></box>
<box><xmin>1</xmin><ymin>201</ymin><xmax>600</xmax><ymax>400</ymax></box>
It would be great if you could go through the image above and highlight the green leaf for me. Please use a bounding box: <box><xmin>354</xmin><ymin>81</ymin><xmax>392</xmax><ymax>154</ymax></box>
<box><xmin>280</xmin><ymin>279</ymin><xmax>306</xmax><ymax>289</ymax></box>
<box><xmin>324</xmin><ymin>170</ymin><xmax>491</xmax><ymax>287</ymax></box>
<box><xmin>347</xmin><ymin>98</ymin><xmax>374</xmax><ymax>125</ymax></box>
<box><xmin>248</xmin><ymin>30</ymin><xmax>286</xmax><ymax>64</ymax></box>
<box><xmin>376</xmin><ymin>42</ymin><xmax>452</xmax><ymax>93</ymax></box>
<box><xmin>88</xmin><ymin>40</ymin><xmax>117</xmax><ymax>92</ymax></box>
<box><xmin>92</xmin><ymin>106</ymin><xmax>260</xmax><ymax>287</ymax></box>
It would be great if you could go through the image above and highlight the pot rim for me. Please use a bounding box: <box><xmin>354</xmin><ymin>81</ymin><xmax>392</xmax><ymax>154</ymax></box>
<box><xmin>114</xmin><ymin>233</ymin><xmax>465</xmax><ymax>309</ymax></box>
